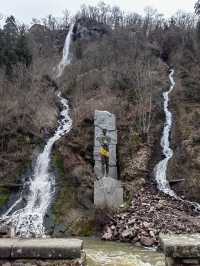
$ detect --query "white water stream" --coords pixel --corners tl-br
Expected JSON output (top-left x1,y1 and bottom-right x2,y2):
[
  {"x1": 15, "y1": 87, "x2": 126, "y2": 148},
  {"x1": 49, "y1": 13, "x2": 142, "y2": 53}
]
[
  {"x1": 0, "y1": 23, "x2": 74, "y2": 237},
  {"x1": 0, "y1": 94, "x2": 72, "y2": 237},
  {"x1": 154, "y1": 69, "x2": 200, "y2": 211},
  {"x1": 56, "y1": 23, "x2": 74, "y2": 78},
  {"x1": 154, "y1": 69, "x2": 176, "y2": 197}
]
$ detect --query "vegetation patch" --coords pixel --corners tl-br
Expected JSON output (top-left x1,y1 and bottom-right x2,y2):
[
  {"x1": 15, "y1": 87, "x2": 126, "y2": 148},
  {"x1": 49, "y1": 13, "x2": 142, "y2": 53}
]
[
  {"x1": 69, "y1": 217, "x2": 95, "y2": 236},
  {"x1": 53, "y1": 151, "x2": 65, "y2": 177},
  {"x1": 0, "y1": 188, "x2": 10, "y2": 207}
]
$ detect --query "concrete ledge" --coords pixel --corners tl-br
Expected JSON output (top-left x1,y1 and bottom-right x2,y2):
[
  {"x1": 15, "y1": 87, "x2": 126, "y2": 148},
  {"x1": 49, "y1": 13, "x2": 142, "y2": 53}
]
[
  {"x1": 159, "y1": 234, "x2": 200, "y2": 258},
  {"x1": 0, "y1": 238, "x2": 83, "y2": 260}
]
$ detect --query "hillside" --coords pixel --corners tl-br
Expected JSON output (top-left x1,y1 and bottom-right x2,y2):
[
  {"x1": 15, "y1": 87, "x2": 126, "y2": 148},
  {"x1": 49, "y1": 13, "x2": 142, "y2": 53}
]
[{"x1": 0, "y1": 3, "x2": 200, "y2": 242}]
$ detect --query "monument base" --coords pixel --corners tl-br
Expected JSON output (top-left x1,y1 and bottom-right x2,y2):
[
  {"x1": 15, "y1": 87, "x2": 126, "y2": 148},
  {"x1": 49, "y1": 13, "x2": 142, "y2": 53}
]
[{"x1": 94, "y1": 177, "x2": 123, "y2": 209}]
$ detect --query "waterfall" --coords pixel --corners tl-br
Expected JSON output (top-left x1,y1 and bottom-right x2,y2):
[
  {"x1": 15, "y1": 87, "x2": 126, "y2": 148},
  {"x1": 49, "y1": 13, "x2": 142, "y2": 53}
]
[
  {"x1": 56, "y1": 23, "x2": 74, "y2": 78},
  {"x1": 0, "y1": 24, "x2": 74, "y2": 237},
  {"x1": 153, "y1": 69, "x2": 176, "y2": 197},
  {"x1": 0, "y1": 93, "x2": 72, "y2": 237},
  {"x1": 154, "y1": 69, "x2": 200, "y2": 212}
]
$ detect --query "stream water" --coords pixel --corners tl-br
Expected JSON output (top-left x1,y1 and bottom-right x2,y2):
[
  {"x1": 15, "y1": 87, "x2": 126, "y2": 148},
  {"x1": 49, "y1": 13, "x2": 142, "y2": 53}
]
[
  {"x1": 56, "y1": 23, "x2": 74, "y2": 78},
  {"x1": 84, "y1": 239, "x2": 165, "y2": 266},
  {"x1": 154, "y1": 69, "x2": 200, "y2": 211},
  {"x1": 153, "y1": 69, "x2": 176, "y2": 197},
  {"x1": 0, "y1": 23, "x2": 74, "y2": 237},
  {"x1": 0, "y1": 93, "x2": 72, "y2": 237}
]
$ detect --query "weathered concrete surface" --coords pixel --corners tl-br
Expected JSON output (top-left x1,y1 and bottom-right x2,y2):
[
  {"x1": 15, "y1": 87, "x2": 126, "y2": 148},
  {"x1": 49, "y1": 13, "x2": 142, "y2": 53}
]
[
  {"x1": 94, "y1": 161, "x2": 118, "y2": 179},
  {"x1": 160, "y1": 234, "x2": 200, "y2": 266},
  {"x1": 94, "y1": 110, "x2": 116, "y2": 131},
  {"x1": 0, "y1": 238, "x2": 83, "y2": 260},
  {"x1": 94, "y1": 177, "x2": 123, "y2": 209},
  {"x1": 0, "y1": 239, "x2": 12, "y2": 259},
  {"x1": 95, "y1": 126, "x2": 117, "y2": 146},
  {"x1": 159, "y1": 234, "x2": 200, "y2": 258},
  {"x1": 0, "y1": 255, "x2": 86, "y2": 266}
]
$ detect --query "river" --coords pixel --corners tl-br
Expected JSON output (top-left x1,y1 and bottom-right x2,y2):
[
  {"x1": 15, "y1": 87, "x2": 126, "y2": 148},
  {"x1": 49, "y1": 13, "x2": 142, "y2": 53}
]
[{"x1": 84, "y1": 238, "x2": 165, "y2": 266}]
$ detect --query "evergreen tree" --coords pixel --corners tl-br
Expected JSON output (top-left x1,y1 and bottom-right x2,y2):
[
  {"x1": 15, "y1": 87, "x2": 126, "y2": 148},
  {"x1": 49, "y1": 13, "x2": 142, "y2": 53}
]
[
  {"x1": 3, "y1": 15, "x2": 18, "y2": 75},
  {"x1": 16, "y1": 25, "x2": 32, "y2": 67}
]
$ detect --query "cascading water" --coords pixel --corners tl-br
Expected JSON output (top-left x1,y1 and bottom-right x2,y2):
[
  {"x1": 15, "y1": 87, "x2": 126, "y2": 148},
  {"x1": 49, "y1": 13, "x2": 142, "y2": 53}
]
[
  {"x1": 154, "y1": 69, "x2": 176, "y2": 197},
  {"x1": 56, "y1": 23, "x2": 74, "y2": 78},
  {"x1": 0, "y1": 23, "x2": 74, "y2": 237},
  {"x1": 154, "y1": 69, "x2": 200, "y2": 211},
  {"x1": 0, "y1": 93, "x2": 72, "y2": 237}
]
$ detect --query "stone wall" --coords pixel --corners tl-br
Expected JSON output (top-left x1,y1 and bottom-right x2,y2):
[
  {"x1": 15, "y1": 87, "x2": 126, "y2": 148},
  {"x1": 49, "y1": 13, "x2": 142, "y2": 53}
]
[{"x1": 0, "y1": 238, "x2": 86, "y2": 266}]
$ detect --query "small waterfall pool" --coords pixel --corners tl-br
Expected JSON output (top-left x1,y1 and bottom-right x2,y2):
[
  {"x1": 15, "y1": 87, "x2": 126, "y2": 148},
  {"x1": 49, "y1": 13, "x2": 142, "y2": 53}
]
[{"x1": 84, "y1": 238, "x2": 165, "y2": 266}]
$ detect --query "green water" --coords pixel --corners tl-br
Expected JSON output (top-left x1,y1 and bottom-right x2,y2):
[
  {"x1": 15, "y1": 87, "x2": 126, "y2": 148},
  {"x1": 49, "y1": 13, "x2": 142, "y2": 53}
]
[{"x1": 83, "y1": 239, "x2": 165, "y2": 266}]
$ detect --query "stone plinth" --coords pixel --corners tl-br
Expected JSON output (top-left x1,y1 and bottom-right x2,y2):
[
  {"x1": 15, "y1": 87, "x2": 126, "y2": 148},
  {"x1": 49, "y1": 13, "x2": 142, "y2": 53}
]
[
  {"x1": 94, "y1": 177, "x2": 123, "y2": 209},
  {"x1": 159, "y1": 234, "x2": 200, "y2": 266}
]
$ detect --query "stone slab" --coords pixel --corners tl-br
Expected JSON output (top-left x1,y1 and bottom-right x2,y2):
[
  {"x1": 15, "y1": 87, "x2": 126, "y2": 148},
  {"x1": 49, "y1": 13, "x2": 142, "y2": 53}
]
[
  {"x1": 94, "y1": 160, "x2": 102, "y2": 178},
  {"x1": 95, "y1": 127, "x2": 117, "y2": 146},
  {"x1": 0, "y1": 238, "x2": 83, "y2": 260},
  {"x1": 159, "y1": 234, "x2": 200, "y2": 258},
  {"x1": 0, "y1": 239, "x2": 12, "y2": 259},
  {"x1": 108, "y1": 166, "x2": 118, "y2": 179},
  {"x1": 94, "y1": 161, "x2": 118, "y2": 179},
  {"x1": 94, "y1": 177, "x2": 123, "y2": 209},
  {"x1": 94, "y1": 110, "x2": 116, "y2": 131}
]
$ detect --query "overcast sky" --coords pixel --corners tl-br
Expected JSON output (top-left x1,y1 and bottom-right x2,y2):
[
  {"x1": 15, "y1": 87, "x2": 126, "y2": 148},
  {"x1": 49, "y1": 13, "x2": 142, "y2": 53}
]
[{"x1": 0, "y1": 0, "x2": 197, "y2": 24}]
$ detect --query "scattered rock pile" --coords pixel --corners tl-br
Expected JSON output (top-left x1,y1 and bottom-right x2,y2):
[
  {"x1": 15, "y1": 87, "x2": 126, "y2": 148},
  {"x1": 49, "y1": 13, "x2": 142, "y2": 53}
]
[{"x1": 102, "y1": 186, "x2": 200, "y2": 247}]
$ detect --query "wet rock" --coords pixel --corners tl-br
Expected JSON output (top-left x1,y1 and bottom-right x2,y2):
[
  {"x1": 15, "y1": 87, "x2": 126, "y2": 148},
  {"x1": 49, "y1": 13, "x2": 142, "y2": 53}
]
[
  {"x1": 121, "y1": 229, "x2": 134, "y2": 239},
  {"x1": 53, "y1": 224, "x2": 66, "y2": 237},
  {"x1": 102, "y1": 226, "x2": 112, "y2": 240},
  {"x1": 140, "y1": 236, "x2": 155, "y2": 247},
  {"x1": 77, "y1": 188, "x2": 93, "y2": 209}
]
